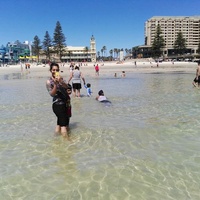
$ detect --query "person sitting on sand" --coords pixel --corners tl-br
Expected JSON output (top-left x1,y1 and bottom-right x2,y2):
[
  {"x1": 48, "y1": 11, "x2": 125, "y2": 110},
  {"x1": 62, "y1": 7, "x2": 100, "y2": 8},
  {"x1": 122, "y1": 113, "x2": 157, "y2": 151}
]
[{"x1": 96, "y1": 90, "x2": 111, "y2": 103}]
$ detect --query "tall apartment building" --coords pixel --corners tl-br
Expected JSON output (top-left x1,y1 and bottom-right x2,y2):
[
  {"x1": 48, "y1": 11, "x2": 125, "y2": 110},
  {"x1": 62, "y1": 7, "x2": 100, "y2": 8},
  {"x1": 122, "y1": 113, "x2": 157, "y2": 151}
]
[{"x1": 145, "y1": 16, "x2": 200, "y2": 56}]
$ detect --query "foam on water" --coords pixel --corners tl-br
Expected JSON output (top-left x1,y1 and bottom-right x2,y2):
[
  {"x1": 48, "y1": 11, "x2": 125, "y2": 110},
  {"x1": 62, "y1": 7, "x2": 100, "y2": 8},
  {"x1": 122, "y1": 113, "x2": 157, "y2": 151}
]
[{"x1": 0, "y1": 72, "x2": 200, "y2": 199}]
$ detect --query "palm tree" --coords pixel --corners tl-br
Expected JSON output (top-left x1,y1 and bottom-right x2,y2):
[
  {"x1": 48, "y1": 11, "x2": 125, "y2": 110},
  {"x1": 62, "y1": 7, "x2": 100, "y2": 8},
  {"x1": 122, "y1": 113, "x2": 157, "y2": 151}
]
[
  {"x1": 102, "y1": 46, "x2": 107, "y2": 57},
  {"x1": 109, "y1": 49, "x2": 113, "y2": 61},
  {"x1": 114, "y1": 48, "x2": 118, "y2": 59},
  {"x1": 101, "y1": 49, "x2": 104, "y2": 57},
  {"x1": 97, "y1": 51, "x2": 100, "y2": 60},
  {"x1": 125, "y1": 48, "x2": 128, "y2": 56}
]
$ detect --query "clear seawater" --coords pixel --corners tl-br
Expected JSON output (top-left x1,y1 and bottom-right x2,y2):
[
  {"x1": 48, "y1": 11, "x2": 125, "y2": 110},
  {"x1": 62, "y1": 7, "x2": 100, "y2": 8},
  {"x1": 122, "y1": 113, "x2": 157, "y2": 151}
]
[{"x1": 1, "y1": 70, "x2": 200, "y2": 200}]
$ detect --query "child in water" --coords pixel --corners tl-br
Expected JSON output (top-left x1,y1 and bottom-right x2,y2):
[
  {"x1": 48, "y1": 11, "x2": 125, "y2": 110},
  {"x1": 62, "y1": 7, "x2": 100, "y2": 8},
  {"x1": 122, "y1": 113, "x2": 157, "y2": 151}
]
[
  {"x1": 84, "y1": 83, "x2": 92, "y2": 97},
  {"x1": 96, "y1": 90, "x2": 111, "y2": 103}
]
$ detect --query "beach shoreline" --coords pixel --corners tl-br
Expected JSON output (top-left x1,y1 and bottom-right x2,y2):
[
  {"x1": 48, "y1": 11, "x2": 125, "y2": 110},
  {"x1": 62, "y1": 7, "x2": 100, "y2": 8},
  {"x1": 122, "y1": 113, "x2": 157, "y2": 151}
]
[{"x1": 0, "y1": 60, "x2": 198, "y2": 79}]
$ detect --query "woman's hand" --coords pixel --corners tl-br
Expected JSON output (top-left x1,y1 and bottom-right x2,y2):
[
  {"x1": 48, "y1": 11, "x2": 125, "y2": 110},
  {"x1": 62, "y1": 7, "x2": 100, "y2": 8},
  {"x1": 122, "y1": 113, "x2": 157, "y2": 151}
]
[{"x1": 58, "y1": 77, "x2": 68, "y2": 88}]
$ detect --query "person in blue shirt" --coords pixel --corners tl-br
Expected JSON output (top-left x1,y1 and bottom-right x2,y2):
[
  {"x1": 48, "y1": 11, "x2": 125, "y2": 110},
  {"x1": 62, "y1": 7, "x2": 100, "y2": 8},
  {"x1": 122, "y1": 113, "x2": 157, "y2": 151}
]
[{"x1": 84, "y1": 83, "x2": 92, "y2": 97}]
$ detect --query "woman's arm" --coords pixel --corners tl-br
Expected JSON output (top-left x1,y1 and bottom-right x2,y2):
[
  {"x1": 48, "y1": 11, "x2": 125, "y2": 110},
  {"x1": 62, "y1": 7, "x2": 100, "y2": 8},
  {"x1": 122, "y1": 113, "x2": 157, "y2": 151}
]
[
  {"x1": 67, "y1": 72, "x2": 73, "y2": 83},
  {"x1": 46, "y1": 80, "x2": 57, "y2": 97},
  {"x1": 80, "y1": 72, "x2": 86, "y2": 85}
]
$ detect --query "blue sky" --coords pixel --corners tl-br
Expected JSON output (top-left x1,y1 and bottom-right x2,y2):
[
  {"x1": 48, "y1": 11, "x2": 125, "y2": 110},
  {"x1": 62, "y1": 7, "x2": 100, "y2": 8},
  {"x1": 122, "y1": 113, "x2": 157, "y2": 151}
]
[{"x1": 0, "y1": 0, "x2": 200, "y2": 52}]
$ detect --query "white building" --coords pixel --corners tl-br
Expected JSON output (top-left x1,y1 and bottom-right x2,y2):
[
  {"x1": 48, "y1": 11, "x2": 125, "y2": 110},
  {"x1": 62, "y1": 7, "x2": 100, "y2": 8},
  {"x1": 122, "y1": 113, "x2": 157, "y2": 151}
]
[{"x1": 60, "y1": 35, "x2": 96, "y2": 62}]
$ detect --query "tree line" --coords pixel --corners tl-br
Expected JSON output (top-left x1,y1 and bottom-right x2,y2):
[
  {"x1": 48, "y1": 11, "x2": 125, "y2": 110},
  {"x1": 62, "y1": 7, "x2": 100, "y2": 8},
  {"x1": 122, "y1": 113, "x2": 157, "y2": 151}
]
[
  {"x1": 32, "y1": 21, "x2": 66, "y2": 62},
  {"x1": 97, "y1": 46, "x2": 132, "y2": 61}
]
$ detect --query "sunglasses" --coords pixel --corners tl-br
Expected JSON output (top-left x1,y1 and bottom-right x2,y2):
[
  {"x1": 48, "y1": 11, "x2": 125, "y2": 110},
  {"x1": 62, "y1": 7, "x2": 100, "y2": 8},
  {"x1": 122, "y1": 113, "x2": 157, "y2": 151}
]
[{"x1": 52, "y1": 69, "x2": 59, "y2": 72}]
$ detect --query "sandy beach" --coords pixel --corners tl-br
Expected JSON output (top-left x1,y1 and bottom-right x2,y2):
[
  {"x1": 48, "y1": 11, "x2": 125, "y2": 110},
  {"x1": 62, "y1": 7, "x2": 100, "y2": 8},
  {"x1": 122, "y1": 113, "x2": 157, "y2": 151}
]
[{"x1": 0, "y1": 60, "x2": 198, "y2": 79}]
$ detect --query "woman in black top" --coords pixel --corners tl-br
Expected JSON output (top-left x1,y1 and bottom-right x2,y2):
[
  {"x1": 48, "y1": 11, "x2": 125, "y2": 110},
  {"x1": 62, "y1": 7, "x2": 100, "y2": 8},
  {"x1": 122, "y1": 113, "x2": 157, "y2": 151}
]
[{"x1": 46, "y1": 62, "x2": 70, "y2": 140}]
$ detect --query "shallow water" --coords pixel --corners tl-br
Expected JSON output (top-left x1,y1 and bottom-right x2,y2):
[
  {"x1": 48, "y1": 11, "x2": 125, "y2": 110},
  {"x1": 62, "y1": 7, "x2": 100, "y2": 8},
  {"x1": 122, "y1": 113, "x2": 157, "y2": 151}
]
[{"x1": 1, "y1": 71, "x2": 200, "y2": 199}]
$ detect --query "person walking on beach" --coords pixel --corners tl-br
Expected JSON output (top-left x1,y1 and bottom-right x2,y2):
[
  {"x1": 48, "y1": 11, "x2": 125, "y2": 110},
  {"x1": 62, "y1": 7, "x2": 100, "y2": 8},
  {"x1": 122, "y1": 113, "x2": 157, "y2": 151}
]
[
  {"x1": 193, "y1": 61, "x2": 200, "y2": 87},
  {"x1": 69, "y1": 62, "x2": 74, "y2": 72},
  {"x1": 67, "y1": 66, "x2": 86, "y2": 97},
  {"x1": 95, "y1": 64, "x2": 99, "y2": 76},
  {"x1": 46, "y1": 62, "x2": 70, "y2": 140}
]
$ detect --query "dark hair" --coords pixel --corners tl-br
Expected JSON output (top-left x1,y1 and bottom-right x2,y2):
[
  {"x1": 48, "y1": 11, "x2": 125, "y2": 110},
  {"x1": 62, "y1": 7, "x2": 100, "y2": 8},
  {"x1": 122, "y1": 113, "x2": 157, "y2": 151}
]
[
  {"x1": 75, "y1": 66, "x2": 79, "y2": 70},
  {"x1": 98, "y1": 90, "x2": 104, "y2": 95},
  {"x1": 87, "y1": 83, "x2": 91, "y2": 87},
  {"x1": 50, "y1": 62, "x2": 59, "y2": 71}
]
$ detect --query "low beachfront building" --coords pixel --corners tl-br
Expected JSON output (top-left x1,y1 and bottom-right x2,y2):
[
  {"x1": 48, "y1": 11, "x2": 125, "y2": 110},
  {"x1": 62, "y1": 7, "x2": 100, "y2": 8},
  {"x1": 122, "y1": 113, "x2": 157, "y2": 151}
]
[
  {"x1": 0, "y1": 41, "x2": 33, "y2": 64},
  {"x1": 41, "y1": 35, "x2": 96, "y2": 63},
  {"x1": 62, "y1": 35, "x2": 96, "y2": 63}
]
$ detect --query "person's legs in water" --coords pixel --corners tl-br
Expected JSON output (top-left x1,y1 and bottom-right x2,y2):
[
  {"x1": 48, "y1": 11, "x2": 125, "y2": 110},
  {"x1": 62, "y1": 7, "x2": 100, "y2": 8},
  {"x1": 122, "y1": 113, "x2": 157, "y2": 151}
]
[
  {"x1": 55, "y1": 125, "x2": 61, "y2": 134},
  {"x1": 77, "y1": 89, "x2": 81, "y2": 97},
  {"x1": 53, "y1": 104, "x2": 70, "y2": 140},
  {"x1": 60, "y1": 126, "x2": 69, "y2": 140}
]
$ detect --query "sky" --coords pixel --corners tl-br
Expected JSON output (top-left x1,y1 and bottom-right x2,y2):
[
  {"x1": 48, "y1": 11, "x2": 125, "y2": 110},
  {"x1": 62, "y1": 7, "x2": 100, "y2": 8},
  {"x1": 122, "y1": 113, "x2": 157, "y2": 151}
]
[{"x1": 0, "y1": 0, "x2": 200, "y2": 53}]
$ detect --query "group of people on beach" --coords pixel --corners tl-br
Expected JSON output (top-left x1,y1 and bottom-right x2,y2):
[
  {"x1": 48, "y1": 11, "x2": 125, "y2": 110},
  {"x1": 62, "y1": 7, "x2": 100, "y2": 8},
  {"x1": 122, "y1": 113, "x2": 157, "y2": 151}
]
[{"x1": 46, "y1": 62, "x2": 110, "y2": 140}]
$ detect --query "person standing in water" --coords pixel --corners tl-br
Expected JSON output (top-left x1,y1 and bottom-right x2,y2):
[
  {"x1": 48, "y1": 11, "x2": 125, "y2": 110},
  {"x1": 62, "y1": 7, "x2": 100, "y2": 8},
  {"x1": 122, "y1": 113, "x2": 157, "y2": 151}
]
[
  {"x1": 67, "y1": 66, "x2": 86, "y2": 97},
  {"x1": 95, "y1": 64, "x2": 99, "y2": 76},
  {"x1": 84, "y1": 83, "x2": 92, "y2": 97},
  {"x1": 46, "y1": 62, "x2": 70, "y2": 140}
]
